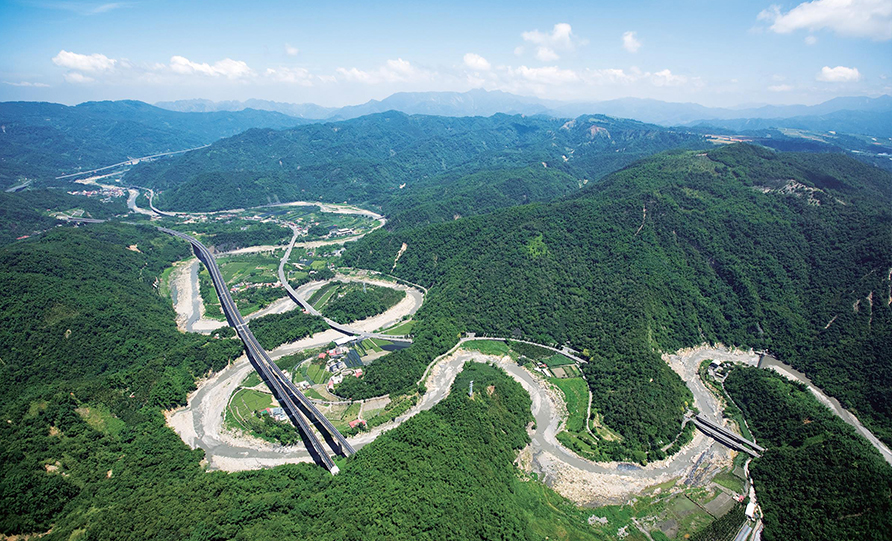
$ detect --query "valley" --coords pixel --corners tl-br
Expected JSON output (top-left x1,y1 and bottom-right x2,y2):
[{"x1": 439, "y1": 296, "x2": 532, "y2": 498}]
[{"x1": 1, "y1": 99, "x2": 890, "y2": 541}]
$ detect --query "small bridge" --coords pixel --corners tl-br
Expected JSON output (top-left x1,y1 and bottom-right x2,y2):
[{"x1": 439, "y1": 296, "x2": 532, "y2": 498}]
[{"x1": 693, "y1": 415, "x2": 764, "y2": 457}]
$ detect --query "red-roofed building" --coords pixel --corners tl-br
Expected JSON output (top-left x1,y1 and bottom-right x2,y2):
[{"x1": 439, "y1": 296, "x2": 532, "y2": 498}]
[{"x1": 349, "y1": 419, "x2": 367, "y2": 429}]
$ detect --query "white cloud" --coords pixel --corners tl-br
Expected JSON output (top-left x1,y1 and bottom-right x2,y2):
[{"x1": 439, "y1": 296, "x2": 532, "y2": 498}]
[
  {"x1": 513, "y1": 46, "x2": 524, "y2": 56},
  {"x1": 169, "y1": 56, "x2": 254, "y2": 79},
  {"x1": 578, "y1": 67, "x2": 693, "y2": 87},
  {"x1": 3, "y1": 81, "x2": 50, "y2": 87},
  {"x1": 805, "y1": 34, "x2": 818, "y2": 44},
  {"x1": 622, "y1": 31, "x2": 642, "y2": 53},
  {"x1": 265, "y1": 67, "x2": 314, "y2": 86},
  {"x1": 336, "y1": 58, "x2": 433, "y2": 84},
  {"x1": 512, "y1": 65, "x2": 579, "y2": 85},
  {"x1": 768, "y1": 84, "x2": 794, "y2": 91},
  {"x1": 816, "y1": 65, "x2": 861, "y2": 81},
  {"x1": 52, "y1": 50, "x2": 116, "y2": 72},
  {"x1": 521, "y1": 23, "x2": 582, "y2": 61},
  {"x1": 463, "y1": 53, "x2": 491, "y2": 71},
  {"x1": 285, "y1": 44, "x2": 299, "y2": 56},
  {"x1": 535, "y1": 47, "x2": 559, "y2": 61},
  {"x1": 758, "y1": 0, "x2": 892, "y2": 41},
  {"x1": 583, "y1": 68, "x2": 638, "y2": 85},
  {"x1": 651, "y1": 69, "x2": 687, "y2": 86},
  {"x1": 336, "y1": 67, "x2": 374, "y2": 83},
  {"x1": 63, "y1": 72, "x2": 95, "y2": 83}
]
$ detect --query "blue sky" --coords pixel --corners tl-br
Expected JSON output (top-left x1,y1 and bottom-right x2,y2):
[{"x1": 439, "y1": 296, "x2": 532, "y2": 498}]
[{"x1": 1, "y1": 0, "x2": 889, "y2": 107}]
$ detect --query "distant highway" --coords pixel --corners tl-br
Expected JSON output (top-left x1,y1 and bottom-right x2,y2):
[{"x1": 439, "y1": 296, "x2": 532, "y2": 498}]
[
  {"x1": 55, "y1": 145, "x2": 210, "y2": 180},
  {"x1": 159, "y1": 226, "x2": 353, "y2": 473}
]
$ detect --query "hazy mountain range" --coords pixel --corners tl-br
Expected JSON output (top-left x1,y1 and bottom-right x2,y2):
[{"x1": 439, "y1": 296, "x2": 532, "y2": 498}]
[{"x1": 156, "y1": 89, "x2": 892, "y2": 134}]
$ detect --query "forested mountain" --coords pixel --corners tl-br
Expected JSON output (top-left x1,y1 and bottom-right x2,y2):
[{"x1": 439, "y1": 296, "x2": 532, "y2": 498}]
[
  {"x1": 341, "y1": 144, "x2": 892, "y2": 458},
  {"x1": 0, "y1": 224, "x2": 242, "y2": 408},
  {"x1": 129, "y1": 111, "x2": 705, "y2": 221},
  {"x1": 0, "y1": 100, "x2": 307, "y2": 188},
  {"x1": 0, "y1": 225, "x2": 592, "y2": 539},
  {"x1": 725, "y1": 367, "x2": 892, "y2": 540},
  {"x1": 0, "y1": 189, "x2": 128, "y2": 246}
]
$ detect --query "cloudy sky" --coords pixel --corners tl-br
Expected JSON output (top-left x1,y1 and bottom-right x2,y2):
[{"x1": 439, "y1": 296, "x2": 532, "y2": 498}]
[{"x1": 1, "y1": 0, "x2": 890, "y2": 107}]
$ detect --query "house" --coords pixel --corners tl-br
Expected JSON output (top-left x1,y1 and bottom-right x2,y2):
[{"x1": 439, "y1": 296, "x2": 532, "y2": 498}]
[
  {"x1": 328, "y1": 361, "x2": 346, "y2": 373},
  {"x1": 354, "y1": 369, "x2": 363, "y2": 378},
  {"x1": 349, "y1": 419, "x2": 367, "y2": 429},
  {"x1": 262, "y1": 407, "x2": 288, "y2": 422}
]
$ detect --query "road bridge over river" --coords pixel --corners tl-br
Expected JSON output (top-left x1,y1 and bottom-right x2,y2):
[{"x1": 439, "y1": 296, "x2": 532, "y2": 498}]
[
  {"x1": 159, "y1": 227, "x2": 354, "y2": 474},
  {"x1": 277, "y1": 226, "x2": 413, "y2": 344}
]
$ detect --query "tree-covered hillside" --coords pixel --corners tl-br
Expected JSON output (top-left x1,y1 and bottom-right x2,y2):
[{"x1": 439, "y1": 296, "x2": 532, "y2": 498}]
[
  {"x1": 725, "y1": 367, "x2": 892, "y2": 540},
  {"x1": 0, "y1": 224, "x2": 243, "y2": 410},
  {"x1": 0, "y1": 100, "x2": 306, "y2": 188},
  {"x1": 0, "y1": 189, "x2": 128, "y2": 246},
  {"x1": 341, "y1": 144, "x2": 892, "y2": 457},
  {"x1": 128, "y1": 111, "x2": 705, "y2": 221}
]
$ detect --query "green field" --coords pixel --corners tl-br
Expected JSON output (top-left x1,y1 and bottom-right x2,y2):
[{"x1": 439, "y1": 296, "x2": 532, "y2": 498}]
[
  {"x1": 308, "y1": 283, "x2": 338, "y2": 309},
  {"x1": 380, "y1": 319, "x2": 414, "y2": 335},
  {"x1": 241, "y1": 371, "x2": 262, "y2": 388},
  {"x1": 543, "y1": 353, "x2": 575, "y2": 367},
  {"x1": 462, "y1": 339, "x2": 511, "y2": 357},
  {"x1": 218, "y1": 253, "x2": 281, "y2": 284},
  {"x1": 158, "y1": 264, "x2": 176, "y2": 299},
  {"x1": 304, "y1": 362, "x2": 331, "y2": 384},
  {"x1": 198, "y1": 267, "x2": 226, "y2": 320},
  {"x1": 226, "y1": 388, "x2": 274, "y2": 430},
  {"x1": 712, "y1": 470, "x2": 746, "y2": 494},
  {"x1": 549, "y1": 377, "x2": 589, "y2": 433},
  {"x1": 362, "y1": 339, "x2": 383, "y2": 353}
]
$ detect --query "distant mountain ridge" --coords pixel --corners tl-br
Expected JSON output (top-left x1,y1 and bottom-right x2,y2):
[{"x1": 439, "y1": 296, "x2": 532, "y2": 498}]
[
  {"x1": 126, "y1": 110, "x2": 705, "y2": 217},
  {"x1": 155, "y1": 90, "x2": 892, "y2": 130},
  {"x1": 0, "y1": 100, "x2": 309, "y2": 187}
]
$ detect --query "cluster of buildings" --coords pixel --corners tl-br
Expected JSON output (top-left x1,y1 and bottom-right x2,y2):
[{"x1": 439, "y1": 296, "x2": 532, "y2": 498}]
[
  {"x1": 327, "y1": 227, "x2": 356, "y2": 238},
  {"x1": 67, "y1": 186, "x2": 126, "y2": 201},
  {"x1": 316, "y1": 343, "x2": 366, "y2": 392},
  {"x1": 228, "y1": 281, "x2": 283, "y2": 294},
  {"x1": 327, "y1": 369, "x2": 364, "y2": 392}
]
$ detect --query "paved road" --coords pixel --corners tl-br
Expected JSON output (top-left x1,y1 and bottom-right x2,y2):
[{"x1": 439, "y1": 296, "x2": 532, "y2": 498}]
[
  {"x1": 760, "y1": 355, "x2": 892, "y2": 465},
  {"x1": 160, "y1": 227, "x2": 353, "y2": 473},
  {"x1": 278, "y1": 225, "x2": 415, "y2": 342},
  {"x1": 55, "y1": 144, "x2": 210, "y2": 180}
]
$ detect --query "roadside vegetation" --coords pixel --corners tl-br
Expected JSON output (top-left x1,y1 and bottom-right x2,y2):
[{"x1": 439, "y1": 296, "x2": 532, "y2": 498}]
[{"x1": 724, "y1": 366, "x2": 892, "y2": 540}]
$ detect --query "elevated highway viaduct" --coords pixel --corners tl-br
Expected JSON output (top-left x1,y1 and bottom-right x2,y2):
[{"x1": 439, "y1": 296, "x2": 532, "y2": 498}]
[{"x1": 158, "y1": 227, "x2": 354, "y2": 473}]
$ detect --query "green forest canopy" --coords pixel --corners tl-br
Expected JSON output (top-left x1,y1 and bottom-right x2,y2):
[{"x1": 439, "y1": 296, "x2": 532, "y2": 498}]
[{"x1": 341, "y1": 144, "x2": 892, "y2": 459}]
